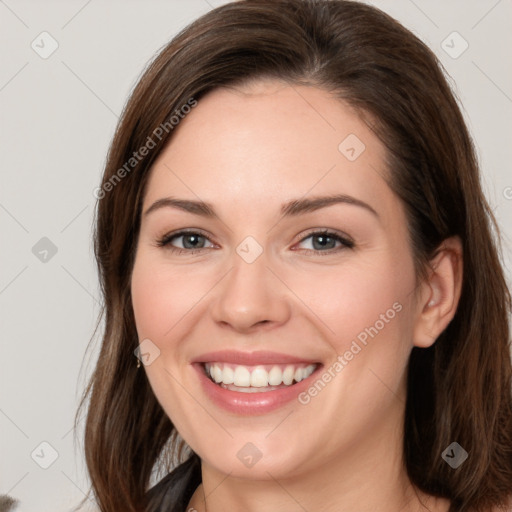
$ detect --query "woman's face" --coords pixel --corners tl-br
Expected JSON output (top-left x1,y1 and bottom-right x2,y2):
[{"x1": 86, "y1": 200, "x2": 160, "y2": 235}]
[{"x1": 131, "y1": 79, "x2": 422, "y2": 480}]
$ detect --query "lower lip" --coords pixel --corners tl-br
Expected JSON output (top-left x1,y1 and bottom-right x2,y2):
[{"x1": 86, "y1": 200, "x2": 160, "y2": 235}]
[{"x1": 193, "y1": 363, "x2": 322, "y2": 415}]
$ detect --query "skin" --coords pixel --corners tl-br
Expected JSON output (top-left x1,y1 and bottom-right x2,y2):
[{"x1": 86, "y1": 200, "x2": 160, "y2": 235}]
[{"x1": 131, "y1": 79, "x2": 462, "y2": 512}]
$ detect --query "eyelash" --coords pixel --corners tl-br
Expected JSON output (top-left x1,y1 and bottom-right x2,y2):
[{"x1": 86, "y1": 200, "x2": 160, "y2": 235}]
[{"x1": 155, "y1": 229, "x2": 355, "y2": 256}]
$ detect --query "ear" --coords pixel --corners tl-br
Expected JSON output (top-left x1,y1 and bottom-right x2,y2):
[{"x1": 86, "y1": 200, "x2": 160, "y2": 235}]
[{"x1": 413, "y1": 236, "x2": 463, "y2": 348}]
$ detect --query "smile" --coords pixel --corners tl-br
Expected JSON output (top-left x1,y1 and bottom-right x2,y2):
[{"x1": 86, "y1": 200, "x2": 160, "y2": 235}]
[
  {"x1": 191, "y1": 351, "x2": 323, "y2": 414},
  {"x1": 203, "y1": 362, "x2": 318, "y2": 393}
]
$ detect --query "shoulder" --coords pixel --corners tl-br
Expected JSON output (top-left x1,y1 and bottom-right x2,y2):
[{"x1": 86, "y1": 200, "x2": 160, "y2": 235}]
[
  {"x1": 421, "y1": 493, "x2": 512, "y2": 512},
  {"x1": 502, "y1": 495, "x2": 512, "y2": 511},
  {"x1": 489, "y1": 495, "x2": 512, "y2": 512}
]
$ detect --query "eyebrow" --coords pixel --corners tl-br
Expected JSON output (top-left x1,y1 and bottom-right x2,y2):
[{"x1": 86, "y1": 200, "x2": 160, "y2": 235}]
[{"x1": 143, "y1": 194, "x2": 379, "y2": 219}]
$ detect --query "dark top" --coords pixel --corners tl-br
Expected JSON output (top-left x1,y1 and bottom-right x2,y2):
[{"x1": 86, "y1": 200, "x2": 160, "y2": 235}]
[{"x1": 145, "y1": 455, "x2": 202, "y2": 512}]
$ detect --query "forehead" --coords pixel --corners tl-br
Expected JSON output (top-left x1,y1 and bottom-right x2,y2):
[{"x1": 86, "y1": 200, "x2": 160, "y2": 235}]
[{"x1": 143, "y1": 79, "x2": 396, "y2": 222}]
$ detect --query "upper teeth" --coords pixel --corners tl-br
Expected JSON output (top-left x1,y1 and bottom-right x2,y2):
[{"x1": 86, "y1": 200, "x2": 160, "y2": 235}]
[{"x1": 204, "y1": 362, "x2": 316, "y2": 387}]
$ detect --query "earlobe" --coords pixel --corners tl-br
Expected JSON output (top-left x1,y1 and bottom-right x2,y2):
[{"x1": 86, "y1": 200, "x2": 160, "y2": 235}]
[{"x1": 413, "y1": 237, "x2": 463, "y2": 348}]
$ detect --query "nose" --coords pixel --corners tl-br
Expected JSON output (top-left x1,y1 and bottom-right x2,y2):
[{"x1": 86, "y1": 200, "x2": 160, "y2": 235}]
[{"x1": 210, "y1": 247, "x2": 291, "y2": 334}]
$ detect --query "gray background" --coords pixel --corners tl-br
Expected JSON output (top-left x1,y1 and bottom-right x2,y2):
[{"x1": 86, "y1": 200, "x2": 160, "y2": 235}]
[{"x1": 1, "y1": 1, "x2": 511, "y2": 510}]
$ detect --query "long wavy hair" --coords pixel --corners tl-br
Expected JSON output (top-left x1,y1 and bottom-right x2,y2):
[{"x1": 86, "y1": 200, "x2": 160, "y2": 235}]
[{"x1": 74, "y1": 1, "x2": 512, "y2": 511}]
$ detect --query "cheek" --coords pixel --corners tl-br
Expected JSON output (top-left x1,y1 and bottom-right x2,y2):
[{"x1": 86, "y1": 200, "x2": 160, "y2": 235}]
[
  {"x1": 284, "y1": 250, "x2": 417, "y2": 426},
  {"x1": 130, "y1": 255, "x2": 206, "y2": 430},
  {"x1": 285, "y1": 252, "x2": 415, "y2": 354},
  {"x1": 285, "y1": 255, "x2": 415, "y2": 445},
  {"x1": 131, "y1": 256, "x2": 208, "y2": 340},
  {"x1": 131, "y1": 267, "x2": 165, "y2": 340}
]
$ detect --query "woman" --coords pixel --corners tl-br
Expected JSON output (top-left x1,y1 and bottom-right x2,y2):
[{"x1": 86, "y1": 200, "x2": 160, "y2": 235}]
[{"x1": 76, "y1": 1, "x2": 512, "y2": 511}]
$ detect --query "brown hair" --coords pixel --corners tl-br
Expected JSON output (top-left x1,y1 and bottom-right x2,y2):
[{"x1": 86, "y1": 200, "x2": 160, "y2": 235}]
[{"x1": 74, "y1": 1, "x2": 512, "y2": 511}]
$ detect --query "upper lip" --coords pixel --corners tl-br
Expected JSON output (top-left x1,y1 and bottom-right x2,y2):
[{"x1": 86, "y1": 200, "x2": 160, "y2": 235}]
[{"x1": 191, "y1": 350, "x2": 319, "y2": 366}]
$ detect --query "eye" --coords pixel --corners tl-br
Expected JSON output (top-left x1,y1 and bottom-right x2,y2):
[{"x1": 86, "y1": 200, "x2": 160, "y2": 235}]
[
  {"x1": 294, "y1": 229, "x2": 354, "y2": 255},
  {"x1": 156, "y1": 228, "x2": 354, "y2": 256},
  {"x1": 156, "y1": 230, "x2": 215, "y2": 254}
]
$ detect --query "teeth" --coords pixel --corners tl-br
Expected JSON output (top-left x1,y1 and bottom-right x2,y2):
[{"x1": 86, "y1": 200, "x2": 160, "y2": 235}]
[
  {"x1": 250, "y1": 367, "x2": 269, "y2": 387},
  {"x1": 222, "y1": 366, "x2": 234, "y2": 384},
  {"x1": 268, "y1": 366, "x2": 282, "y2": 386},
  {"x1": 212, "y1": 365, "x2": 223, "y2": 383},
  {"x1": 282, "y1": 365, "x2": 295, "y2": 385},
  {"x1": 204, "y1": 362, "x2": 317, "y2": 388},
  {"x1": 233, "y1": 366, "x2": 251, "y2": 387}
]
